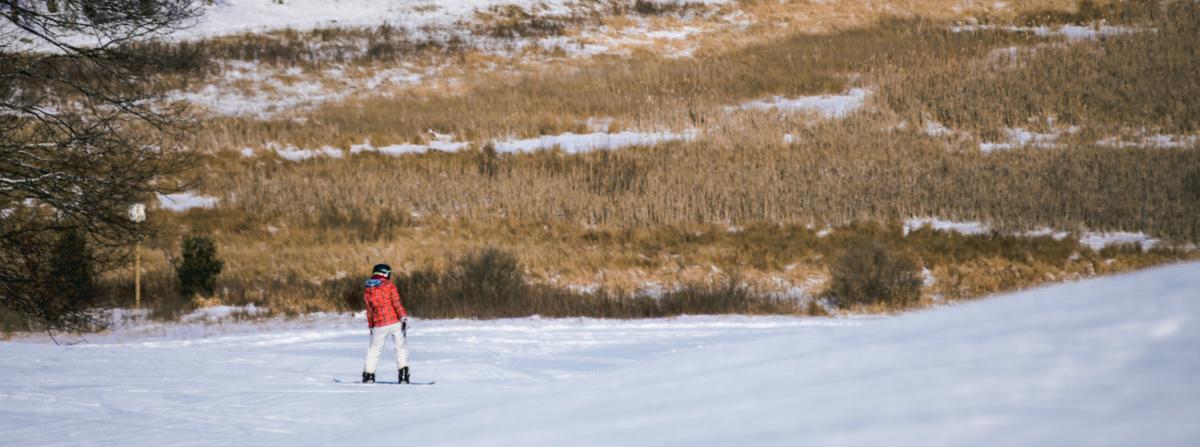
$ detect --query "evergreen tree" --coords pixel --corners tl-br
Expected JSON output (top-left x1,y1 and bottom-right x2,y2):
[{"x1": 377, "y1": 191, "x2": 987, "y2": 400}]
[
  {"x1": 51, "y1": 229, "x2": 98, "y2": 306},
  {"x1": 176, "y1": 234, "x2": 224, "y2": 298}
]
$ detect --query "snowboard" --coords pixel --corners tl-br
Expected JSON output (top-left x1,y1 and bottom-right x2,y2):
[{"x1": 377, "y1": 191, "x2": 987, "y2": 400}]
[{"x1": 333, "y1": 378, "x2": 436, "y2": 385}]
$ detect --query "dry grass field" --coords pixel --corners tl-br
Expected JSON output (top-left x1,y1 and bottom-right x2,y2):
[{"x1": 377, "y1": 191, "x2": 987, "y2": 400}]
[{"x1": 51, "y1": 0, "x2": 1200, "y2": 322}]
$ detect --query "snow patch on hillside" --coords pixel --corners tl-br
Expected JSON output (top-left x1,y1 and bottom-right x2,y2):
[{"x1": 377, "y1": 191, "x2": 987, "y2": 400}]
[
  {"x1": 1022, "y1": 227, "x2": 1072, "y2": 240},
  {"x1": 180, "y1": 304, "x2": 269, "y2": 323},
  {"x1": 1079, "y1": 232, "x2": 1160, "y2": 252},
  {"x1": 903, "y1": 218, "x2": 990, "y2": 236},
  {"x1": 903, "y1": 218, "x2": 1167, "y2": 252},
  {"x1": 493, "y1": 129, "x2": 699, "y2": 153},
  {"x1": 156, "y1": 192, "x2": 219, "y2": 212},
  {"x1": 922, "y1": 120, "x2": 957, "y2": 137},
  {"x1": 730, "y1": 89, "x2": 869, "y2": 119},
  {"x1": 177, "y1": 0, "x2": 735, "y2": 56},
  {"x1": 950, "y1": 24, "x2": 1142, "y2": 40},
  {"x1": 249, "y1": 127, "x2": 695, "y2": 160},
  {"x1": 1098, "y1": 133, "x2": 1200, "y2": 149},
  {"x1": 979, "y1": 126, "x2": 1078, "y2": 152},
  {"x1": 553, "y1": 23, "x2": 710, "y2": 58},
  {"x1": 188, "y1": 0, "x2": 570, "y2": 39},
  {"x1": 173, "y1": 81, "x2": 341, "y2": 117},
  {"x1": 350, "y1": 134, "x2": 471, "y2": 156},
  {"x1": 170, "y1": 61, "x2": 430, "y2": 118},
  {"x1": 141, "y1": 2, "x2": 742, "y2": 117},
  {"x1": 271, "y1": 143, "x2": 344, "y2": 161}
]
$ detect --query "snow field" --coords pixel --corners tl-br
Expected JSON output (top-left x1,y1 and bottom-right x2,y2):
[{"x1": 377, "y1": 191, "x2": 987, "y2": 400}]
[
  {"x1": 413, "y1": 261, "x2": 1199, "y2": 446},
  {"x1": 186, "y1": 0, "x2": 732, "y2": 41},
  {"x1": 0, "y1": 315, "x2": 851, "y2": 445},
  {"x1": 2, "y1": 262, "x2": 1197, "y2": 445}
]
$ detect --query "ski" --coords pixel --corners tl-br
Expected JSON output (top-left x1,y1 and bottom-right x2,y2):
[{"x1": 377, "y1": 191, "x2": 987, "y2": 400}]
[{"x1": 333, "y1": 378, "x2": 436, "y2": 385}]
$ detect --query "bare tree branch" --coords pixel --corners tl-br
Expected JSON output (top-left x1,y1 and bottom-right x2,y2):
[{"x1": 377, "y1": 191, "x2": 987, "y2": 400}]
[{"x1": 2, "y1": 0, "x2": 203, "y2": 330}]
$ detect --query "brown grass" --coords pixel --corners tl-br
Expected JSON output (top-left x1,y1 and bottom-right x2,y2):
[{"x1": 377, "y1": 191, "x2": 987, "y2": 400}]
[
  {"x1": 883, "y1": 1, "x2": 1200, "y2": 136},
  {"x1": 179, "y1": 16, "x2": 1042, "y2": 152},
  {"x1": 200, "y1": 118, "x2": 1200, "y2": 241},
  {"x1": 18, "y1": 1, "x2": 1195, "y2": 327},
  {"x1": 94, "y1": 212, "x2": 1195, "y2": 323},
  {"x1": 1014, "y1": 0, "x2": 1167, "y2": 25}
]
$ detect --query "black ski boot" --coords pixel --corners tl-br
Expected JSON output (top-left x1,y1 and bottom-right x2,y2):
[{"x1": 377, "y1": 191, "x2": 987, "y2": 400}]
[
  {"x1": 362, "y1": 372, "x2": 375, "y2": 384},
  {"x1": 399, "y1": 367, "x2": 410, "y2": 384}
]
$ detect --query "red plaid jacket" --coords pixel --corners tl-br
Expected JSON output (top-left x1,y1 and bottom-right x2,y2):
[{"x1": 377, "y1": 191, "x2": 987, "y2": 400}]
[{"x1": 364, "y1": 274, "x2": 407, "y2": 328}]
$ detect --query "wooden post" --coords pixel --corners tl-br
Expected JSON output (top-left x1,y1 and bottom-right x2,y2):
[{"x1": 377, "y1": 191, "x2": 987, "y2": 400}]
[
  {"x1": 135, "y1": 241, "x2": 141, "y2": 308},
  {"x1": 129, "y1": 203, "x2": 146, "y2": 309}
]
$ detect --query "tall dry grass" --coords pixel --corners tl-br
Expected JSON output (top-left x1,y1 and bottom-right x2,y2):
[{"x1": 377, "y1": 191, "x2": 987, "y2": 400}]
[
  {"x1": 183, "y1": 16, "x2": 1040, "y2": 149},
  {"x1": 882, "y1": 1, "x2": 1200, "y2": 136},
  {"x1": 56, "y1": 1, "x2": 1200, "y2": 323},
  {"x1": 203, "y1": 118, "x2": 1199, "y2": 241}
]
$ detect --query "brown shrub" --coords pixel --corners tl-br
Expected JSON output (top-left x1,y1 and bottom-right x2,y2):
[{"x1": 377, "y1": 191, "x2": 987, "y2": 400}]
[{"x1": 827, "y1": 239, "x2": 922, "y2": 309}]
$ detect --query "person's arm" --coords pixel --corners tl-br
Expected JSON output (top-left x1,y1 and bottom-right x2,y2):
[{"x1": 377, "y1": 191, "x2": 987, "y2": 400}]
[{"x1": 363, "y1": 289, "x2": 375, "y2": 326}]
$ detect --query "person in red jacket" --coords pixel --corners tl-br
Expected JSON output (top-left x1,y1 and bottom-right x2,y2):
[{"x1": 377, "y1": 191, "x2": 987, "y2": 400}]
[{"x1": 362, "y1": 263, "x2": 410, "y2": 384}]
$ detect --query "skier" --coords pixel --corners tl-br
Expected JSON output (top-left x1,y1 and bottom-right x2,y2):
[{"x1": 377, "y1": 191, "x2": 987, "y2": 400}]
[{"x1": 362, "y1": 263, "x2": 410, "y2": 384}]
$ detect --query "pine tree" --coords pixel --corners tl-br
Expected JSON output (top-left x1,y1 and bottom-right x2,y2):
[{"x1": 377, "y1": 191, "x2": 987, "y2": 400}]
[
  {"x1": 176, "y1": 234, "x2": 224, "y2": 298},
  {"x1": 51, "y1": 229, "x2": 98, "y2": 306}
]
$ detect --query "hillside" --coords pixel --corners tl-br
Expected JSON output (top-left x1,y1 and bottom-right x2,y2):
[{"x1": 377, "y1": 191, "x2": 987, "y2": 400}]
[{"x1": 3, "y1": 1, "x2": 1198, "y2": 325}]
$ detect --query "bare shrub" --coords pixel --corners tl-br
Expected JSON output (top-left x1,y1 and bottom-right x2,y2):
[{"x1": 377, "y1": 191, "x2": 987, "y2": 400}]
[
  {"x1": 657, "y1": 276, "x2": 801, "y2": 315},
  {"x1": 387, "y1": 247, "x2": 805, "y2": 319},
  {"x1": 828, "y1": 239, "x2": 922, "y2": 310},
  {"x1": 446, "y1": 248, "x2": 530, "y2": 317}
]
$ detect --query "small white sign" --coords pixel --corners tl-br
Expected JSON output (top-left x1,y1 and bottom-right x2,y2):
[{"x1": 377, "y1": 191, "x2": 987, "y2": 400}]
[{"x1": 129, "y1": 203, "x2": 146, "y2": 223}]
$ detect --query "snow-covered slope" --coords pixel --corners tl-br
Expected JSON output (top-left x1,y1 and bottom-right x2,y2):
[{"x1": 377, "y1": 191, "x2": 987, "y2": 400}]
[
  {"x1": 188, "y1": 0, "x2": 729, "y2": 39},
  {"x1": 5, "y1": 0, "x2": 732, "y2": 53},
  {"x1": 1, "y1": 262, "x2": 1197, "y2": 446},
  {"x1": 188, "y1": 0, "x2": 568, "y2": 38},
  {"x1": 403, "y1": 262, "x2": 1200, "y2": 446}
]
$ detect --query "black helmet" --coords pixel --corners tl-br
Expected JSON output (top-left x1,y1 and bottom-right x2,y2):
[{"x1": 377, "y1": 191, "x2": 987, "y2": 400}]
[{"x1": 372, "y1": 264, "x2": 392, "y2": 278}]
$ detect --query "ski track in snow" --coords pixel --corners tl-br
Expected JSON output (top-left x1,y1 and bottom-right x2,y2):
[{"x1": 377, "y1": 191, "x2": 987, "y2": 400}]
[{"x1": 3, "y1": 263, "x2": 1200, "y2": 445}]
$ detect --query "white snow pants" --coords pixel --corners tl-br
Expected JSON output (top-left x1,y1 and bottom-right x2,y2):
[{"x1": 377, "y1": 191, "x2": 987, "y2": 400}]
[{"x1": 363, "y1": 321, "x2": 409, "y2": 374}]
